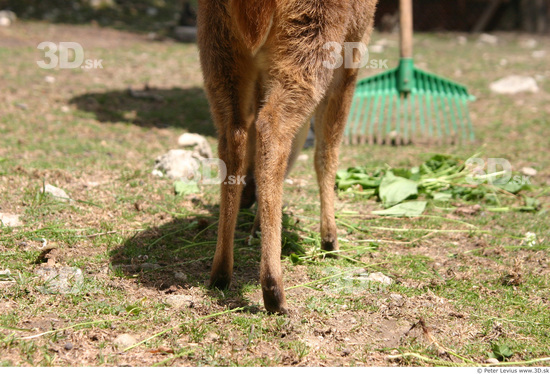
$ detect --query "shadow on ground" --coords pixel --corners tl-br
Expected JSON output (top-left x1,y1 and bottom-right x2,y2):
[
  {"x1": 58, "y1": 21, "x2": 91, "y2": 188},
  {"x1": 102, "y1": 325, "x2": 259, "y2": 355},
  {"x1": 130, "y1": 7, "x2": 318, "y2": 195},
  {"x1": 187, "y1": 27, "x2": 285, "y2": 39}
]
[
  {"x1": 109, "y1": 206, "x2": 305, "y2": 310},
  {"x1": 70, "y1": 87, "x2": 216, "y2": 137}
]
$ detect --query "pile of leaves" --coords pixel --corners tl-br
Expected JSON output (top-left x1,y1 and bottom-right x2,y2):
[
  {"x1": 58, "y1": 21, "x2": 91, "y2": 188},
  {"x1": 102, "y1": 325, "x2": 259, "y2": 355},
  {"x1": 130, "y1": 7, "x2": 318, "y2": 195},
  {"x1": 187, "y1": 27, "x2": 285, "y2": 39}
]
[{"x1": 336, "y1": 154, "x2": 540, "y2": 217}]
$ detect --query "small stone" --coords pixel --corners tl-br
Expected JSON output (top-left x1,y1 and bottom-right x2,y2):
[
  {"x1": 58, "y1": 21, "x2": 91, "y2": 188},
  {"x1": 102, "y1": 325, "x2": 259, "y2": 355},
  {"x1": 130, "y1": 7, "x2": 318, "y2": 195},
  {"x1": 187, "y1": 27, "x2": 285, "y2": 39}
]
[
  {"x1": 490, "y1": 76, "x2": 539, "y2": 95},
  {"x1": 153, "y1": 149, "x2": 202, "y2": 180},
  {"x1": 0, "y1": 269, "x2": 15, "y2": 283},
  {"x1": 0, "y1": 10, "x2": 16, "y2": 27},
  {"x1": 532, "y1": 50, "x2": 546, "y2": 59},
  {"x1": 35, "y1": 266, "x2": 84, "y2": 294},
  {"x1": 369, "y1": 44, "x2": 384, "y2": 53},
  {"x1": 520, "y1": 39, "x2": 537, "y2": 49},
  {"x1": 366, "y1": 272, "x2": 393, "y2": 285},
  {"x1": 151, "y1": 169, "x2": 164, "y2": 177},
  {"x1": 0, "y1": 213, "x2": 22, "y2": 227},
  {"x1": 43, "y1": 184, "x2": 71, "y2": 201},
  {"x1": 89, "y1": 0, "x2": 115, "y2": 9},
  {"x1": 64, "y1": 342, "x2": 74, "y2": 350},
  {"x1": 140, "y1": 263, "x2": 161, "y2": 271},
  {"x1": 478, "y1": 33, "x2": 498, "y2": 45},
  {"x1": 297, "y1": 154, "x2": 309, "y2": 162},
  {"x1": 390, "y1": 293, "x2": 404, "y2": 303},
  {"x1": 457, "y1": 36, "x2": 467, "y2": 45},
  {"x1": 486, "y1": 358, "x2": 500, "y2": 365},
  {"x1": 165, "y1": 294, "x2": 194, "y2": 308},
  {"x1": 177, "y1": 133, "x2": 212, "y2": 158},
  {"x1": 45, "y1": 76, "x2": 56, "y2": 84},
  {"x1": 520, "y1": 167, "x2": 537, "y2": 177},
  {"x1": 206, "y1": 332, "x2": 219, "y2": 342},
  {"x1": 174, "y1": 272, "x2": 187, "y2": 281},
  {"x1": 284, "y1": 178, "x2": 294, "y2": 185},
  {"x1": 113, "y1": 334, "x2": 137, "y2": 349}
]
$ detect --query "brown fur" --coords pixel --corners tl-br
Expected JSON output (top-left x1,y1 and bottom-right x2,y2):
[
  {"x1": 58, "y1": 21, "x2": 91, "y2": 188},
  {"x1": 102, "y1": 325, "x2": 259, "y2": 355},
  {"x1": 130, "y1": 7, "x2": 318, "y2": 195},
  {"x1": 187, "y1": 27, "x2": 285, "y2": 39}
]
[{"x1": 197, "y1": 0, "x2": 378, "y2": 314}]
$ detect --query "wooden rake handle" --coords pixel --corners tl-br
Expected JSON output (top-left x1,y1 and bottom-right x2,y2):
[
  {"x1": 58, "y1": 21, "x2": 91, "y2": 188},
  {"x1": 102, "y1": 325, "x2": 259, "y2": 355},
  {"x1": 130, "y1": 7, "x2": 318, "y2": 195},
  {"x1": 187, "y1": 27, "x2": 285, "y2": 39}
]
[{"x1": 400, "y1": 0, "x2": 413, "y2": 59}]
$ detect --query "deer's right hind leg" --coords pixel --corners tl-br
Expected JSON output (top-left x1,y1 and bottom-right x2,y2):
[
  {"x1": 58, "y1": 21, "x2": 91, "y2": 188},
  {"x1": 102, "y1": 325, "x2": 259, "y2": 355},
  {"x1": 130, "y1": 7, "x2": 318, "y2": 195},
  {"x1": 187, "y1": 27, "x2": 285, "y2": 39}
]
[{"x1": 198, "y1": 16, "x2": 256, "y2": 290}]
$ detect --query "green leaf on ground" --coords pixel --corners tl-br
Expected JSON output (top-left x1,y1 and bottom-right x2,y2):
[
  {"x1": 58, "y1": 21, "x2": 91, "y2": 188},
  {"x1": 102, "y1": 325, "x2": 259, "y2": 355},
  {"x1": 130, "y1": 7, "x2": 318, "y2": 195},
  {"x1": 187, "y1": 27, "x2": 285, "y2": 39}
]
[
  {"x1": 489, "y1": 343, "x2": 514, "y2": 361},
  {"x1": 174, "y1": 181, "x2": 199, "y2": 196},
  {"x1": 372, "y1": 201, "x2": 427, "y2": 217},
  {"x1": 379, "y1": 171, "x2": 418, "y2": 207}
]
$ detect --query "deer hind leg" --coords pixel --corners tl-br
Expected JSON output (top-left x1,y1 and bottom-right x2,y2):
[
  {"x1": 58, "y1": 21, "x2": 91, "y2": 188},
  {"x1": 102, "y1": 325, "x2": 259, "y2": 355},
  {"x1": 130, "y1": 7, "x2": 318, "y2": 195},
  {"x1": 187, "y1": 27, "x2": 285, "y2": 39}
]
[
  {"x1": 198, "y1": 8, "x2": 257, "y2": 290},
  {"x1": 254, "y1": 80, "x2": 324, "y2": 313},
  {"x1": 314, "y1": 65, "x2": 361, "y2": 253},
  {"x1": 248, "y1": 118, "x2": 310, "y2": 238}
]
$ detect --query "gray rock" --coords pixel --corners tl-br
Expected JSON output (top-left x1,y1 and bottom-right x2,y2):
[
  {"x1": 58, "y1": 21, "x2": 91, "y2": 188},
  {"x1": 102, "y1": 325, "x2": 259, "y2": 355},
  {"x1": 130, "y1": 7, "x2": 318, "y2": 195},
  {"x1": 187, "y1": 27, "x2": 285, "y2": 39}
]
[
  {"x1": 390, "y1": 293, "x2": 404, "y2": 303},
  {"x1": 35, "y1": 266, "x2": 84, "y2": 294},
  {"x1": 0, "y1": 10, "x2": 16, "y2": 27},
  {"x1": 478, "y1": 33, "x2": 498, "y2": 45},
  {"x1": 88, "y1": 0, "x2": 115, "y2": 9},
  {"x1": 165, "y1": 294, "x2": 194, "y2": 308},
  {"x1": 140, "y1": 263, "x2": 161, "y2": 271},
  {"x1": 0, "y1": 269, "x2": 15, "y2": 283},
  {"x1": 174, "y1": 272, "x2": 188, "y2": 281},
  {"x1": 0, "y1": 213, "x2": 22, "y2": 227},
  {"x1": 520, "y1": 38, "x2": 537, "y2": 49},
  {"x1": 177, "y1": 133, "x2": 213, "y2": 158},
  {"x1": 366, "y1": 272, "x2": 393, "y2": 285},
  {"x1": 153, "y1": 149, "x2": 202, "y2": 181},
  {"x1": 521, "y1": 167, "x2": 537, "y2": 177},
  {"x1": 113, "y1": 333, "x2": 138, "y2": 349},
  {"x1": 490, "y1": 76, "x2": 539, "y2": 95},
  {"x1": 43, "y1": 184, "x2": 71, "y2": 201}
]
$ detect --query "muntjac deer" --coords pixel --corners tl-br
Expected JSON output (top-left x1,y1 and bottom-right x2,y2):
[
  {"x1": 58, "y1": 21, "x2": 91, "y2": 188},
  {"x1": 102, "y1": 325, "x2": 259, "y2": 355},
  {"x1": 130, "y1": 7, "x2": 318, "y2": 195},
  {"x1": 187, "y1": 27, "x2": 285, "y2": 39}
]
[{"x1": 197, "y1": 0, "x2": 378, "y2": 314}]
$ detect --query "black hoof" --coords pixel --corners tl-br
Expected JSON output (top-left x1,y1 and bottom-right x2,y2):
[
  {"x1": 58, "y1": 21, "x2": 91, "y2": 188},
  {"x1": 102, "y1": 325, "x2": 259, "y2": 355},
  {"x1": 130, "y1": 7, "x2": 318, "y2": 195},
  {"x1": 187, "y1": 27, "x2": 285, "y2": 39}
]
[
  {"x1": 209, "y1": 273, "x2": 232, "y2": 290},
  {"x1": 321, "y1": 236, "x2": 339, "y2": 258}
]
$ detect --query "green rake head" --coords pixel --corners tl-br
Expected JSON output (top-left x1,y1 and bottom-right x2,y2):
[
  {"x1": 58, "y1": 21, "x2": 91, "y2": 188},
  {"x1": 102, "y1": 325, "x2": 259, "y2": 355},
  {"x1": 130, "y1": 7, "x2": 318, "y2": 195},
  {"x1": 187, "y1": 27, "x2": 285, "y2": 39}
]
[{"x1": 345, "y1": 58, "x2": 476, "y2": 146}]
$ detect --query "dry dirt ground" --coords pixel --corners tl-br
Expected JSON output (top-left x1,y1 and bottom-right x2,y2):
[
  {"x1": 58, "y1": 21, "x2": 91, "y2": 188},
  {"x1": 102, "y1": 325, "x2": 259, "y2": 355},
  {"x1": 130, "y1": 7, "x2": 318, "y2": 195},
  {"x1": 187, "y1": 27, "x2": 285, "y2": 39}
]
[{"x1": 0, "y1": 22, "x2": 549, "y2": 367}]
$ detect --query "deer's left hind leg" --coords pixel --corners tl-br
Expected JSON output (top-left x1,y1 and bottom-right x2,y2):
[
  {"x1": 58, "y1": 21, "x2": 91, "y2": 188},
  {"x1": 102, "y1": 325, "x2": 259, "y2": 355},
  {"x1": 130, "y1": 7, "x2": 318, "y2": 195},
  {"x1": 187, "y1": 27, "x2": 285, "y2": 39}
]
[{"x1": 314, "y1": 66, "x2": 360, "y2": 253}]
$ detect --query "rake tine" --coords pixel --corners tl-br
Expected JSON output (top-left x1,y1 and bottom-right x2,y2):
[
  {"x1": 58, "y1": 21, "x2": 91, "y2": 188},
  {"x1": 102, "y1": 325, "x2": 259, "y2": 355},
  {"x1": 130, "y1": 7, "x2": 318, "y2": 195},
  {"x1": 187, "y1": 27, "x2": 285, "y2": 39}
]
[
  {"x1": 367, "y1": 79, "x2": 382, "y2": 145},
  {"x1": 439, "y1": 80, "x2": 452, "y2": 141},
  {"x1": 345, "y1": 93, "x2": 358, "y2": 144},
  {"x1": 429, "y1": 76, "x2": 442, "y2": 144},
  {"x1": 416, "y1": 73, "x2": 426, "y2": 142},
  {"x1": 349, "y1": 92, "x2": 365, "y2": 144},
  {"x1": 455, "y1": 85, "x2": 469, "y2": 143},
  {"x1": 372, "y1": 78, "x2": 387, "y2": 145},
  {"x1": 382, "y1": 91, "x2": 395, "y2": 145},
  {"x1": 448, "y1": 83, "x2": 462, "y2": 144},
  {"x1": 403, "y1": 92, "x2": 410, "y2": 145},
  {"x1": 462, "y1": 95, "x2": 475, "y2": 143},
  {"x1": 357, "y1": 89, "x2": 373, "y2": 145}
]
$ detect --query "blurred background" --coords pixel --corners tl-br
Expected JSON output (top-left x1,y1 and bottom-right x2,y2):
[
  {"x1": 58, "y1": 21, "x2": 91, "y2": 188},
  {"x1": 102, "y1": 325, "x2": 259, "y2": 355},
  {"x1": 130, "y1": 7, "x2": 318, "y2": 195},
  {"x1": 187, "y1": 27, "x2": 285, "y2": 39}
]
[{"x1": 0, "y1": 0, "x2": 548, "y2": 36}]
